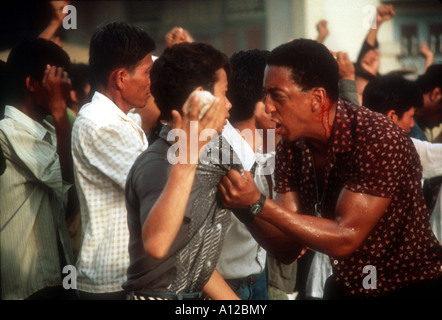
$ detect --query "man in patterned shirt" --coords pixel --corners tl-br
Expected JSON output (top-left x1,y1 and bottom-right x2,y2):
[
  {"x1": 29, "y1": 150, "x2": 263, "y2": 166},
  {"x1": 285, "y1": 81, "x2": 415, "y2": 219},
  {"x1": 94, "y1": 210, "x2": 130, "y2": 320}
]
[
  {"x1": 218, "y1": 39, "x2": 442, "y2": 299},
  {"x1": 71, "y1": 22, "x2": 156, "y2": 299}
]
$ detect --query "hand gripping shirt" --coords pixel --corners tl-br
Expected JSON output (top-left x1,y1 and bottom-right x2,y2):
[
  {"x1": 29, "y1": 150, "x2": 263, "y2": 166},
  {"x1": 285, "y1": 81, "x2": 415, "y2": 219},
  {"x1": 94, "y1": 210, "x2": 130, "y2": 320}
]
[{"x1": 275, "y1": 99, "x2": 442, "y2": 298}]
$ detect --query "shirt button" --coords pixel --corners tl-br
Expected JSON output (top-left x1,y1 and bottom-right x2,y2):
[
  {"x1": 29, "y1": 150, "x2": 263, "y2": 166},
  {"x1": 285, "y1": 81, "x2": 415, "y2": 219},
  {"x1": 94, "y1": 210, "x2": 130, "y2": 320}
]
[
  {"x1": 207, "y1": 261, "x2": 211, "y2": 268},
  {"x1": 216, "y1": 223, "x2": 222, "y2": 230},
  {"x1": 333, "y1": 260, "x2": 339, "y2": 265},
  {"x1": 345, "y1": 282, "x2": 350, "y2": 287}
]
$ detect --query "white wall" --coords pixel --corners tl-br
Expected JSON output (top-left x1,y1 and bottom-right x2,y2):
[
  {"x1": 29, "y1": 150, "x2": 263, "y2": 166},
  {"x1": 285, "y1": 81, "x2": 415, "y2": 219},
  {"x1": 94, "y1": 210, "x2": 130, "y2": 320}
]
[{"x1": 265, "y1": 0, "x2": 402, "y2": 73}]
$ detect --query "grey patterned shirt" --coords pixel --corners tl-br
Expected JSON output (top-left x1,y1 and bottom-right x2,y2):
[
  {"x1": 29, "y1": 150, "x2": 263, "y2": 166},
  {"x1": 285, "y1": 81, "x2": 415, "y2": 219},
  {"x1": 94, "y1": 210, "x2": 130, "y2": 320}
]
[{"x1": 124, "y1": 125, "x2": 242, "y2": 294}]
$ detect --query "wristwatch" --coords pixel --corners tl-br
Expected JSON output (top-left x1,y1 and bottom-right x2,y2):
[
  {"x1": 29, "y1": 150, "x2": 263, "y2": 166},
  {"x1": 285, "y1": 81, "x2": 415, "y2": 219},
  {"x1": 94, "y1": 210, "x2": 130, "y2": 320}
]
[{"x1": 249, "y1": 193, "x2": 266, "y2": 216}]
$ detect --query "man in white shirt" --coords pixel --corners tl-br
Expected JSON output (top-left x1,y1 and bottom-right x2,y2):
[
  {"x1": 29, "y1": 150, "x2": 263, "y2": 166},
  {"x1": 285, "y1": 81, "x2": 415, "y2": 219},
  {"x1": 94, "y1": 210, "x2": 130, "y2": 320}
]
[{"x1": 72, "y1": 22, "x2": 156, "y2": 299}]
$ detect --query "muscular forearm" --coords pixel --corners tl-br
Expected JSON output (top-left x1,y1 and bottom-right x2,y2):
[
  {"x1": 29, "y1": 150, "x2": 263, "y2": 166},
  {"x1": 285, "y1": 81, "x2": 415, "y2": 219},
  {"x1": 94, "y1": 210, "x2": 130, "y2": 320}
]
[
  {"x1": 142, "y1": 163, "x2": 197, "y2": 259},
  {"x1": 257, "y1": 198, "x2": 358, "y2": 258}
]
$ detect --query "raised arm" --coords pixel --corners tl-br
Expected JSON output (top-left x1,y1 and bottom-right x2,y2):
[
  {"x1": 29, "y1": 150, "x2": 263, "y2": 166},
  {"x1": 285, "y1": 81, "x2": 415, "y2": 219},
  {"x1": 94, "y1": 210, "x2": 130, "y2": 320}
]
[{"x1": 142, "y1": 92, "x2": 224, "y2": 259}]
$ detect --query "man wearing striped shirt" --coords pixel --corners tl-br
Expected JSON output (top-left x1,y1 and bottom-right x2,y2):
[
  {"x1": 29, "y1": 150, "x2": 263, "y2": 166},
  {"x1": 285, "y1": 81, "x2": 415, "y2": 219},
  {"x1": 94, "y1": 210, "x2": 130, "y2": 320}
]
[
  {"x1": 71, "y1": 22, "x2": 156, "y2": 299},
  {"x1": 0, "y1": 39, "x2": 75, "y2": 300}
]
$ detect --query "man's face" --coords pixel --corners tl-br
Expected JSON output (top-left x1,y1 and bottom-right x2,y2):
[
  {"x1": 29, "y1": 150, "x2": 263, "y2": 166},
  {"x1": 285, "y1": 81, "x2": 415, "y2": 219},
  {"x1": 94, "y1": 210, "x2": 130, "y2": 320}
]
[
  {"x1": 415, "y1": 91, "x2": 442, "y2": 129},
  {"x1": 393, "y1": 107, "x2": 415, "y2": 134},
  {"x1": 122, "y1": 53, "x2": 153, "y2": 109},
  {"x1": 212, "y1": 68, "x2": 231, "y2": 133},
  {"x1": 254, "y1": 101, "x2": 275, "y2": 131},
  {"x1": 263, "y1": 65, "x2": 313, "y2": 142}
]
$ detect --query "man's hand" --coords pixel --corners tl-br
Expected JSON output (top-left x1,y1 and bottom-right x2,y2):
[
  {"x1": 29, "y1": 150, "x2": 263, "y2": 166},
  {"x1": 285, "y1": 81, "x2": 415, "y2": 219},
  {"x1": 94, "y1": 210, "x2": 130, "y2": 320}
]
[
  {"x1": 332, "y1": 51, "x2": 355, "y2": 80},
  {"x1": 360, "y1": 49, "x2": 380, "y2": 76},
  {"x1": 218, "y1": 169, "x2": 261, "y2": 209},
  {"x1": 169, "y1": 90, "x2": 224, "y2": 164},
  {"x1": 316, "y1": 20, "x2": 329, "y2": 44},
  {"x1": 165, "y1": 27, "x2": 194, "y2": 48},
  {"x1": 41, "y1": 64, "x2": 71, "y2": 118},
  {"x1": 376, "y1": 4, "x2": 395, "y2": 26}
]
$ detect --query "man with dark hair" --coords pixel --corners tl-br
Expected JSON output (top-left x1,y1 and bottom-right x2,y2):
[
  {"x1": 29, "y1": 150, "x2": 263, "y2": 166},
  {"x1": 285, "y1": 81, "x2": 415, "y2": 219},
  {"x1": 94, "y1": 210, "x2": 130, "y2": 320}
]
[
  {"x1": 363, "y1": 73, "x2": 442, "y2": 244},
  {"x1": 218, "y1": 38, "x2": 442, "y2": 299},
  {"x1": 123, "y1": 42, "x2": 239, "y2": 300},
  {"x1": 415, "y1": 64, "x2": 442, "y2": 143},
  {"x1": 0, "y1": 38, "x2": 75, "y2": 299},
  {"x1": 72, "y1": 22, "x2": 156, "y2": 299},
  {"x1": 216, "y1": 49, "x2": 271, "y2": 300}
]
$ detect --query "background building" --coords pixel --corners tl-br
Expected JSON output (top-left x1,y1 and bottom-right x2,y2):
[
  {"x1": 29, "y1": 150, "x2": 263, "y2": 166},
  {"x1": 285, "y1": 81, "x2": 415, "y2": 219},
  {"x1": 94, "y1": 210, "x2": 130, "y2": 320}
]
[{"x1": 1, "y1": 0, "x2": 441, "y2": 75}]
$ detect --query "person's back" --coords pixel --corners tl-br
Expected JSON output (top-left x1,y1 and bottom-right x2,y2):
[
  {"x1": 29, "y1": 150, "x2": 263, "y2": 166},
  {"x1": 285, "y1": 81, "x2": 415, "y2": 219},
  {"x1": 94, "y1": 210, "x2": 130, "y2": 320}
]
[{"x1": 72, "y1": 22, "x2": 155, "y2": 299}]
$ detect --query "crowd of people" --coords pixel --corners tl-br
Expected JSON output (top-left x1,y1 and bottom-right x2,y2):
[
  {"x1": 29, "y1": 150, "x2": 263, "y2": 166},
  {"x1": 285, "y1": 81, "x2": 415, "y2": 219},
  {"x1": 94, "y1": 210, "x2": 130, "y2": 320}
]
[{"x1": 0, "y1": 2, "x2": 441, "y2": 300}]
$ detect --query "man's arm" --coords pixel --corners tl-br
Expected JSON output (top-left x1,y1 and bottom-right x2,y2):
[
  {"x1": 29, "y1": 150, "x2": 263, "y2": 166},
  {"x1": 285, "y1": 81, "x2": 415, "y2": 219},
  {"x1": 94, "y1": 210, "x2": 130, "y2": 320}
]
[
  {"x1": 220, "y1": 171, "x2": 304, "y2": 263},
  {"x1": 142, "y1": 93, "x2": 225, "y2": 259},
  {"x1": 219, "y1": 169, "x2": 391, "y2": 258},
  {"x1": 202, "y1": 269, "x2": 240, "y2": 300}
]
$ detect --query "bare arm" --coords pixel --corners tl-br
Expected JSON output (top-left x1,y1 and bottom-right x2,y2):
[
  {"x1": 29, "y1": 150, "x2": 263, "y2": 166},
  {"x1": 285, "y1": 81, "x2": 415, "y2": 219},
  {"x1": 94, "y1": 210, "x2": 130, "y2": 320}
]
[
  {"x1": 366, "y1": 4, "x2": 395, "y2": 47},
  {"x1": 202, "y1": 269, "x2": 240, "y2": 300},
  {"x1": 219, "y1": 171, "x2": 304, "y2": 263},
  {"x1": 39, "y1": 1, "x2": 69, "y2": 46},
  {"x1": 142, "y1": 92, "x2": 224, "y2": 259},
  {"x1": 219, "y1": 169, "x2": 391, "y2": 258}
]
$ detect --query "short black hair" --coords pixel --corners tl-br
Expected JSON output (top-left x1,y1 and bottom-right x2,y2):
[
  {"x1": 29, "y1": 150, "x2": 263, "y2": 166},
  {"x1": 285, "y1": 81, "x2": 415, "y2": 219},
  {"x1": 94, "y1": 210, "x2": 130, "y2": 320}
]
[
  {"x1": 89, "y1": 22, "x2": 156, "y2": 88},
  {"x1": 6, "y1": 38, "x2": 71, "y2": 104},
  {"x1": 69, "y1": 63, "x2": 91, "y2": 95},
  {"x1": 267, "y1": 39, "x2": 339, "y2": 102},
  {"x1": 227, "y1": 49, "x2": 270, "y2": 123},
  {"x1": 362, "y1": 74, "x2": 423, "y2": 119},
  {"x1": 415, "y1": 64, "x2": 442, "y2": 94},
  {"x1": 150, "y1": 42, "x2": 230, "y2": 122}
]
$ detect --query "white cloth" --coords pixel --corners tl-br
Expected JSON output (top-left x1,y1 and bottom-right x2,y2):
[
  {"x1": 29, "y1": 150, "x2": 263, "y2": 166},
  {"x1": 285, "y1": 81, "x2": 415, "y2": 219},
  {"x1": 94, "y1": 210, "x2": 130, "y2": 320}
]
[
  {"x1": 411, "y1": 138, "x2": 442, "y2": 179},
  {"x1": 72, "y1": 92, "x2": 148, "y2": 293},
  {"x1": 430, "y1": 187, "x2": 441, "y2": 244},
  {"x1": 217, "y1": 121, "x2": 266, "y2": 279}
]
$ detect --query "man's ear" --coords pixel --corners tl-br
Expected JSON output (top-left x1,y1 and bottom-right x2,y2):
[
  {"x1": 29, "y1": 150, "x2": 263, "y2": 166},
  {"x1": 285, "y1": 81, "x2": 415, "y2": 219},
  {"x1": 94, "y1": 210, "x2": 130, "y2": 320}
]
[
  {"x1": 311, "y1": 87, "x2": 327, "y2": 112},
  {"x1": 110, "y1": 68, "x2": 127, "y2": 90},
  {"x1": 25, "y1": 76, "x2": 37, "y2": 93},
  {"x1": 70, "y1": 89, "x2": 78, "y2": 103},
  {"x1": 386, "y1": 109, "x2": 397, "y2": 121},
  {"x1": 429, "y1": 87, "x2": 441, "y2": 102}
]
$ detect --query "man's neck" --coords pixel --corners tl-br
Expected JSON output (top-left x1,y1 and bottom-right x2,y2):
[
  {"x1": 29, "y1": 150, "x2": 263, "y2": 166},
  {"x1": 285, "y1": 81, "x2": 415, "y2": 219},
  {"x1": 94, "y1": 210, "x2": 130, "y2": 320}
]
[
  {"x1": 306, "y1": 100, "x2": 338, "y2": 153},
  {"x1": 232, "y1": 118, "x2": 261, "y2": 151},
  {"x1": 15, "y1": 99, "x2": 46, "y2": 125},
  {"x1": 98, "y1": 86, "x2": 131, "y2": 114}
]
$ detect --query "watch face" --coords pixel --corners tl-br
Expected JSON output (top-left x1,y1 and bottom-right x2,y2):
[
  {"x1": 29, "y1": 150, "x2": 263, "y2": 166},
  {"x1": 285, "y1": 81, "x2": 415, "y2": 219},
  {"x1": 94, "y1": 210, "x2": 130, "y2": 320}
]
[{"x1": 251, "y1": 204, "x2": 261, "y2": 215}]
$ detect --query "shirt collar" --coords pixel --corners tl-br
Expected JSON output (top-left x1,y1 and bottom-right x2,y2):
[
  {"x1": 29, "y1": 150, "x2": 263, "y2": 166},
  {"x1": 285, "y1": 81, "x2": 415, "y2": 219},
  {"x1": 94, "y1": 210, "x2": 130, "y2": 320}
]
[
  {"x1": 4, "y1": 105, "x2": 55, "y2": 142},
  {"x1": 91, "y1": 91, "x2": 131, "y2": 121},
  {"x1": 294, "y1": 99, "x2": 354, "y2": 155}
]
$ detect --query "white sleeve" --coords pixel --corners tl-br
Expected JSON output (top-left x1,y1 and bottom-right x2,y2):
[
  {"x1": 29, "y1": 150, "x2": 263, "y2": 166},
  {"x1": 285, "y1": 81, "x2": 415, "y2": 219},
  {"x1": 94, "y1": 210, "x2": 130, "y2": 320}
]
[{"x1": 412, "y1": 138, "x2": 442, "y2": 179}]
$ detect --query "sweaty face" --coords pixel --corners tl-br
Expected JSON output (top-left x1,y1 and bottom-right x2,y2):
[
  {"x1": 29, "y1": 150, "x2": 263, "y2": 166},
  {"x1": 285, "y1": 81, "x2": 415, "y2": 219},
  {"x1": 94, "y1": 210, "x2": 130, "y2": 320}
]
[
  {"x1": 122, "y1": 53, "x2": 153, "y2": 109},
  {"x1": 212, "y1": 68, "x2": 231, "y2": 134},
  {"x1": 263, "y1": 65, "x2": 313, "y2": 142}
]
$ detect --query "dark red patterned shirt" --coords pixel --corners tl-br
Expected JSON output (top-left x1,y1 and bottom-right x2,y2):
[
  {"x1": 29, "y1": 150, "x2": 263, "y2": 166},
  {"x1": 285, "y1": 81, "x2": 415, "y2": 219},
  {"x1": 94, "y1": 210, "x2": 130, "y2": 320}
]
[{"x1": 275, "y1": 99, "x2": 442, "y2": 298}]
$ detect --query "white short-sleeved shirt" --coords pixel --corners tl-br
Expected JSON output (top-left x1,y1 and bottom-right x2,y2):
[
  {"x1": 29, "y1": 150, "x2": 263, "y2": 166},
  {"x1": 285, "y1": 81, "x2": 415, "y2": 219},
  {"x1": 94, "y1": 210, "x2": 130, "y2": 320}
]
[{"x1": 72, "y1": 92, "x2": 148, "y2": 293}]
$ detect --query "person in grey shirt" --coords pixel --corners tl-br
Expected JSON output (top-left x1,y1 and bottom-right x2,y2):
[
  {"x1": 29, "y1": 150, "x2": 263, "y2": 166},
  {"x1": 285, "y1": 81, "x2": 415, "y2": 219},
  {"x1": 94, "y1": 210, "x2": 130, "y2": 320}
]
[{"x1": 123, "y1": 42, "x2": 239, "y2": 300}]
